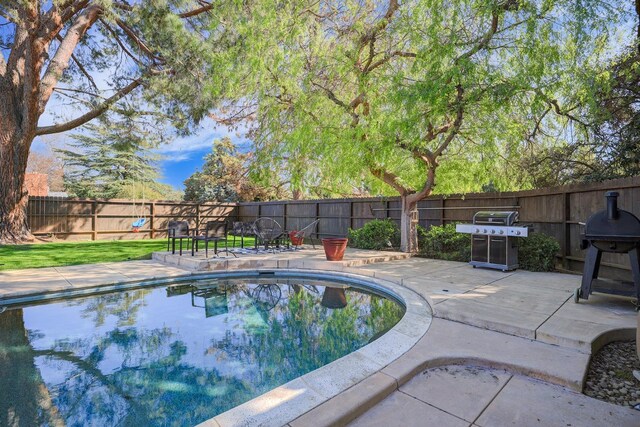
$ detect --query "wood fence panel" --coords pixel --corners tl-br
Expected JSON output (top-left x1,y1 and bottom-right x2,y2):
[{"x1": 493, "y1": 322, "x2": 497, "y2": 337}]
[
  {"x1": 317, "y1": 201, "x2": 351, "y2": 237},
  {"x1": 238, "y1": 204, "x2": 259, "y2": 222},
  {"x1": 27, "y1": 198, "x2": 237, "y2": 241},
  {"x1": 352, "y1": 200, "x2": 384, "y2": 229},
  {"x1": 285, "y1": 203, "x2": 318, "y2": 231},
  {"x1": 418, "y1": 199, "x2": 443, "y2": 227},
  {"x1": 519, "y1": 194, "x2": 564, "y2": 223}
]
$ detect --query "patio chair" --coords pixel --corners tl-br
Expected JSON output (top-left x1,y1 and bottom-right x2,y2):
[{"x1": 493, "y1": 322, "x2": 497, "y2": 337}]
[
  {"x1": 230, "y1": 221, "x2": 255, "y2": 248},
  {"x1": 167, "y1": 220, "x2": 192, "y2": 255},
  {"x1": 289, "y1": 219, "x2": 320, "y2": 250},
  {"x1": 252, "y1": 217, "x2": 285, "y2": 251},
  {"x1": 192, "y1": 221, "x2": 238, "y2": 258}
]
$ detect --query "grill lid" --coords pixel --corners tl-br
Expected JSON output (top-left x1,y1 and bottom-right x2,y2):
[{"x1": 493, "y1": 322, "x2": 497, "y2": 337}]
[
  {"x1": 473, "y1": 211, "x2": 519, "y2": 226},
  {"x1": 584, "y1": 192, "x2": 640, "y2": 240}
]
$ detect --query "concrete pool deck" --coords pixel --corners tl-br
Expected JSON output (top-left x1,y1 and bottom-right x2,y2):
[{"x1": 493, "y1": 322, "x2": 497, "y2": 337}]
[{"x1": 0, "y1": 248, "x2": 638, "y2": 426}]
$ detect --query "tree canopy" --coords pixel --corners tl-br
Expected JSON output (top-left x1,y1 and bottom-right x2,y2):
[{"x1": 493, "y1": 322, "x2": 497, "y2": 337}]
[
  {"x1": 0, "y1": 0, "x2": 235, "y2": 242},
  {"x1": 56, "y1": 113, "x2": 180, "y2": 200},
  {"x1": 183, "y1": 137, "x2": 286, "y2": 203},
  {"x1": 212, "y1": 0, "x2": 634, "y2": 250}
]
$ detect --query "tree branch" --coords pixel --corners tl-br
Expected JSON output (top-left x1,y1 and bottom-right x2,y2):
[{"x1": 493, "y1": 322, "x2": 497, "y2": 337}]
[
  {"x1": 433, "y1": 85, "x2": 465, "y2": 159},
  {"x1": 54, "y1": 33, "x2": 100, "y2": 92},
  {"x1": 36, "y1": 78, "x2": 142, "y2": 135},
  {"x1": 370, "y1": 167, "x2": 411, "y2": 195},
  {"x1": 456, "y1": 12, "x2": 499, "y2": 63},
  {"x1": 365, "y1": 51, "x2": 416, "y2": 73},
  {"x1": 0, "y1": 50, "x2": 6, "y2": 77},
  {"x1": 100, "y1": 18, "x2": 146, "y2": 66},
  {"x1": 312, "y1": 81, "x2": 360, "y2": 125},
  {"x1": 115, "y1": 18, "x2": 161, "y2": 61},
  {"x1": 0, "y1": 7, "x2": 16, "y2": 23},
  {"x1": 364, "y1": 0, "x2": 400, "y2": 42},
  {"x1": 179, "y1": 1, "x2": 213, "y2": 18},
  {"x1": 38, "y1": 4, "x2": 102, "y2": 115},
  {"x1": 39, "y1": 1, "x2": 89, "y2": 45}
]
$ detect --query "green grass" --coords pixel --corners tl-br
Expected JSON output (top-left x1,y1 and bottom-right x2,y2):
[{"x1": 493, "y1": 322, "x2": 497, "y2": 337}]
[{"x1": 0, "y1": 236, "x2": 255, "y2": 271}]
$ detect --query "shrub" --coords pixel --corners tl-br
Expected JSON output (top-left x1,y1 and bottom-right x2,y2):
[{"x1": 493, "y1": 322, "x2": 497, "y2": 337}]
[
  {"x1": 348, "y1": 219, "x2": 400, "y2": 250},
  {"x1": 518, "y1": 232, "x2": 560, "y2": 272},
  {"x1": 418, "y1": 223, "x2": 470, "y2": 262}
]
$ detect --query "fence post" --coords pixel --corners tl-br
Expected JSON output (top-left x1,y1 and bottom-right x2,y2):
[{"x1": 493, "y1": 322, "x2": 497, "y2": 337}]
[
  {"x1": 196, "y1": 203, "x2": 201, "y2": 231},
  {"x1": 316, "y1": 202, "x2": 320, "y2": 238},
  {"x1": 349, "y1": 200, "x2": 353, "y2": 232},
  {"x1": 150, "y1": 202, "x2": 155, "y2": 239},
  {"x1": 91, "y1": 200, "x2": 97, "y2": 241},
  {"x1": 563, "y1": 192, "x2": 570, "y2": 269}
]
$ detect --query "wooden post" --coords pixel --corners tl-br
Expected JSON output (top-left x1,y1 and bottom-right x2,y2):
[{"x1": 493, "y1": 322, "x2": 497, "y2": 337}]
[
  {"x1": 439, "y1": 197, "x2": 445, "y2": 228},
  {"x1": 563, "y1": 192, "x2": 570, "y2": 269},
  {"x1": 150, "y1": 202, "x2": 155, "y2": 239},
  {"x1": 91, "y1": 200, "x2": 97, "y2": 241},
  {"x1": 316, "y1": 202, "x2": 320, "y2": 238},
  {"x1": 196, "y1": 203, "x2": 201, "y2": 231},
  {"x1": 349, "y1": 201, "x2": 354, "y2": 232},
  {"x1": 284, "y1": 202, "x2": 288, "y2": 231}
]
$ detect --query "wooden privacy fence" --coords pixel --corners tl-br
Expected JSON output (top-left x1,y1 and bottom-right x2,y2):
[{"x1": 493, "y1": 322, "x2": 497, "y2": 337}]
[
  {"x1": 27, "y1": 197, "x2": 237, "y2": 241},
  {"x1": 238, "y1": 176, "x2": 640, "y2": 279},
  {"x1": 26, "y1": 176, "x2": 640, "y2": 278}
]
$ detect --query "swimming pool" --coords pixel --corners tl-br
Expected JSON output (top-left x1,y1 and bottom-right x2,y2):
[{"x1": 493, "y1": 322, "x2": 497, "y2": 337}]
[{"x1": 0, "y1": 271, "x2": 405, "y2": 426}]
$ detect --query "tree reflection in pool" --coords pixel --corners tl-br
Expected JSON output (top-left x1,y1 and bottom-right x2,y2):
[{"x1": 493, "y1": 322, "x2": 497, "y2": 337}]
[{"x1": 0, "y1": 277, "x2": 404, "y2": 426}]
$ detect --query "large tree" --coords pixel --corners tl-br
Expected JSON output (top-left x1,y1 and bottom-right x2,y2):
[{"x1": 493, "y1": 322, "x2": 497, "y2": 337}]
[
  {"x1": 183, "y1": 137, "x2": 286, "y2": 203},
  {"x1": 218, "y1": 0, "x2": 630, "y2": 252},
  {"x1": 56, "y1": 112, "x2": 172, "y2": 199},
  {"x1": 0, "y1": 1, "x2": 227, "y2": 243}
]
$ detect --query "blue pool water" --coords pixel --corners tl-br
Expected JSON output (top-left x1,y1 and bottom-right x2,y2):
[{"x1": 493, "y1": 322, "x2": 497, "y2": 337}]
[{"x1": 0, "y1": 274, "x2": 404, "y2": 426}]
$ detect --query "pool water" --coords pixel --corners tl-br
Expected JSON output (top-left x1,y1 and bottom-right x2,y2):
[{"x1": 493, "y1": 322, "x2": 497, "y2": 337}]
[{"x1": 0, "y1": 275, "x2": 404, "y2": 426}]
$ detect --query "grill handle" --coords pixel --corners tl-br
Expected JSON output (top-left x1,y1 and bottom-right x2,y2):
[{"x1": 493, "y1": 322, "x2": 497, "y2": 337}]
[{"x1": 606, "y1": 191, "x2": 619, "y2": 220}]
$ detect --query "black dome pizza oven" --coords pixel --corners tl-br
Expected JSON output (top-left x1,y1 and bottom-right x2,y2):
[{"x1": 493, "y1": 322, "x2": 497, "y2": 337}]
[{"x1": 575, "y1": 191, "x2": 640, "y2": 307}]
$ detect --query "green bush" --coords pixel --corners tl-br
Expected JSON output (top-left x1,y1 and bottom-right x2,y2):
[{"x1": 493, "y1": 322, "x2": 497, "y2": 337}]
[
  {"x1": 418, "y1": 223, "x2": 471, "y2": 262},
  {"x1": 348, "y1": 219, "x2": 400, "y2": 250},
  {"x1": 518, "y1": 232, "x2": 560, "y2": 272}
]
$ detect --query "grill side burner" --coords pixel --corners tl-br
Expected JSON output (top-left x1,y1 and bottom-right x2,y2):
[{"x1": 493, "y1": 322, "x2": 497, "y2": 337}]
[
  {"x1": 456, "y1": 211, "x2": 529, "y2": 271},
  {"x1": 576, "y1": 191, "x2": 640, "y2": 308}
]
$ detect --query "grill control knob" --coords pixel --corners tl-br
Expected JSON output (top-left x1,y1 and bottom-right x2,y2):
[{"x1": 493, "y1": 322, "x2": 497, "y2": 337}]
[
  {"x1": 491, "y1": 229, "x2": 496, "y2": 234},
  {"x1": 483, "y1": 229, "x2": 487, "y2": 233},
  {"x1": 516, "y1": 231, "x2": 521, "y2": 235},
  {"x1": 499, "y1": 230, "x2": 504, "y2": 235},
  {"x1": 475, "y1": 228, "x2": 480, "y2": 233}
]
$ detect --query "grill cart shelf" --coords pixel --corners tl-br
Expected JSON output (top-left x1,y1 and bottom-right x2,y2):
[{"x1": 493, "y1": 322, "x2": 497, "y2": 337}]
[
  {"x1": 575, "y1": 191, "x2": 640, "y2": 309},
  {"x1": 456, "y1": 211, "x2": 529, "y2": 272}
]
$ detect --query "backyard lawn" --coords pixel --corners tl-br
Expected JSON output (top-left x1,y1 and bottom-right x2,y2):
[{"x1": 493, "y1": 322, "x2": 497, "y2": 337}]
[{"x1": 0, "y1": 237, "x2": 255, "y2": 271}]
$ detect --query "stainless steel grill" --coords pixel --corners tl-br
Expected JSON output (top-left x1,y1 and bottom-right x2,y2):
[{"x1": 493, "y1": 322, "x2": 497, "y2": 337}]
[{"x1": 456, "y1": 211, "x2": 529, "y2": 271}]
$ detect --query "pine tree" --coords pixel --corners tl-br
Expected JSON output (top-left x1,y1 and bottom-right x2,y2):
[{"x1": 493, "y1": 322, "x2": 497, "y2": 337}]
[{"x1": 57, "y1": 114, "x2": 160, "y2": 199}]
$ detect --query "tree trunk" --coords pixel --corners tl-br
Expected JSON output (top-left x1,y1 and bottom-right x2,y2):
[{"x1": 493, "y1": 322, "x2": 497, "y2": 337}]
[
  {"x1": 0, "y1": 90, "x2": 34, "y2": 244},
  {"x1": 399, "y1": 195, "x2": 419, "y2": 253}
]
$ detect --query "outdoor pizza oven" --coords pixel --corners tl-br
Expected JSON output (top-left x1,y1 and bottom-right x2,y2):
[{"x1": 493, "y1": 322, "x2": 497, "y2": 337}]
[{"x1": 575, "y1": 191, "x2": 640, "y2": 306}]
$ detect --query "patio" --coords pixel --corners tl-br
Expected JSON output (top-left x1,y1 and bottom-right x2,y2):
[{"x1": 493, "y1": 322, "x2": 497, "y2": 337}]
[{"x1": 0, "y1": 249, "x2": 637, "y2": 426}]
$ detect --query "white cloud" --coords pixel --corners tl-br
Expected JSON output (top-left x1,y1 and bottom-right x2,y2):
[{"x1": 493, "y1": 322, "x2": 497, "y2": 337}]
[{"x1": 155, "y1": 117, "x2": 252, "y2": 162}]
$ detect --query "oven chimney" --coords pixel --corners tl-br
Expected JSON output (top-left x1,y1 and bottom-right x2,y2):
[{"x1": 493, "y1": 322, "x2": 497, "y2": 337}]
[{"x1": 606, "y1": 191, "x2": 619, "y2": 221}]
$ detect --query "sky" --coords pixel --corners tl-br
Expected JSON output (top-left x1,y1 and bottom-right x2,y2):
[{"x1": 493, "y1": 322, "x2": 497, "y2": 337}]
[
  {"x1": 152, "y1": 118, "x2": 252, "y2": 189},
  {"x1": 33, "y1": 99, "x2": 252, "y2": 191}
]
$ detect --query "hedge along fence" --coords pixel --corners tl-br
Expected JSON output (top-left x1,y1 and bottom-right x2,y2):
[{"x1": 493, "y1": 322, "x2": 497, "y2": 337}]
[
  {"x1": 27, "y1": 197, "x2": 238, "y2": 241},
  {"x1": 238, "y1": 176, "x2": 640, "y2": 280}
]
